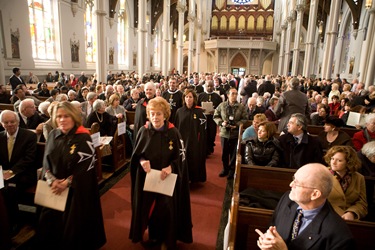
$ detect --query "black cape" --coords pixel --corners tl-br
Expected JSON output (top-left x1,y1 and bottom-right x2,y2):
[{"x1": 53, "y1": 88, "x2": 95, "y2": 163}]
[
  {"x1": 162, "y1": 89, "x2": 183, "y2": 124},
  {"x1": 129, "y1": 121, "x2": 193, "y2": 247},
  {"x1": 37, "y1": 126, "x2": 106, "y2": 249},
  {"x1": 175, "y1": 106, "x2": 207, "y2": 182},
  {"x1": 133, "y1": 97, "x2": 152, "y2": 140}
]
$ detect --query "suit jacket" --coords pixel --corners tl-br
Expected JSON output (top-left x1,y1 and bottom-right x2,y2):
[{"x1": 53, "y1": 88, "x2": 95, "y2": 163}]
[
  {"x1": 9, "y1": 75, "x2": 26, "y2": 91},
  {"x1": 328, "y1": 172, "x2": 368, "y2": 219},
  {"x1": 271, "y1": 192, "x2": 355, "y2": 250},
  {"x1": 274, "y1": 89, "x2": 310, "y2": 132},
  {"x1": 18, "y1": 112, "x2": 46, "y2": 130},
  {"x1": 279, "y1": 132, "x2": 324, "y2": 169},
  {"x1": 0, "y1": 128, "x2": 37, "y2": 186},
  {"x1": 257, "y1": 81, "x2": 275, "y2": 96}
]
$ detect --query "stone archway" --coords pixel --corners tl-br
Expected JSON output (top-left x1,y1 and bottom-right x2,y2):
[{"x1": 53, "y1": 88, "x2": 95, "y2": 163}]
[{"x1": 230, "y1": 52, "x2": 247, "y2": 75}]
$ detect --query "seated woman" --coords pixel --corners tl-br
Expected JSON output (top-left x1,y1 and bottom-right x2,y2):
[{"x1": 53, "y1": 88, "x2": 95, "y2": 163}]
[
  {"x1": 325, "y1": 145, "x2": 368, "y2": 220},
  {"x1": 242, "y1": 113, "x2": 267, "y2": 140},
  {"x1": 244, "y1": 121, "x2": 281, "y2": 167},
  {"x1": 318, "y1": 116, "x2": 353, "y2": 153},
  {"x1": 85, "y1": 99, "x2": 117, "y2": 136},
  {"x1": 358, "y1": 141, "x2": 375, "y2": 177},
  {"x1": 105, "y1": 93, "x2": 127, "y2": 121},
  {"x1": 311, "y1": 103, "x2": 329, "y2": 126}
]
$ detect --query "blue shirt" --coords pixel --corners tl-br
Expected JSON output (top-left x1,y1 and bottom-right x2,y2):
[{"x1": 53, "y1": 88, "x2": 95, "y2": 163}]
[
  {"x1": 242, "y1": 125, "x2": 256, "y2": 140},
  {"x1": 297, "y1": 202, "x2": 325, "y2": 235}
]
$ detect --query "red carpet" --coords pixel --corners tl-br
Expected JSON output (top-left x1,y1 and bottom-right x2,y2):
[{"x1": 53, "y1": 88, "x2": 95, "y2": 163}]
[{"x1": 100, "y1": 135, "x2": 226, "y2": 249}]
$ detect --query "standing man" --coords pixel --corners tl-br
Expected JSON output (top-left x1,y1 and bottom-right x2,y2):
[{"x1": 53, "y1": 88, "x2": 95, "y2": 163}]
[
  {"x1": 198, "y1": 80, "x2": 222, "y2": 155},
  {"x1": 0, "y1": 110, "x2": 37, "y2": 235},
  {"x1": 256, "y1": 163, "x2": 354, "y2": 250},
  {"x1": 162, "y1": 77, "x2": 183, "y2": 124},
  {"x1": 9, "y1": 67, "x2": 26, "y2": 91},
  {"x1": 214, "y1": 88, "x2": 247, "y2": 179},
  {"x1": 275, "y1": 77, "x2": 310, "y2": 132}
]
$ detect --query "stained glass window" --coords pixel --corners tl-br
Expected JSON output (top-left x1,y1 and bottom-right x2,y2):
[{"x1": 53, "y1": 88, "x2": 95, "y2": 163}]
[
  {"x1": 28, "y1": 0, "x2": 55, "y2": 60},
  {"x1": 85, "y1": 2, "x2": 96, "y2": 62}
]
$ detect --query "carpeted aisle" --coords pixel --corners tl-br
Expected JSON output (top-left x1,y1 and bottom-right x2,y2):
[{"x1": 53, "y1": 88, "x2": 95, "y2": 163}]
[{"x1": 99, "y1": 135, "x2": 227, "y2": 250}]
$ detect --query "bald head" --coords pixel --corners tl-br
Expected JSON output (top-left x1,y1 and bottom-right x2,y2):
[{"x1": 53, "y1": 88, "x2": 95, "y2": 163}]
[{"x1": 297, "y1": 163, "x2": 333, "y2": 198}]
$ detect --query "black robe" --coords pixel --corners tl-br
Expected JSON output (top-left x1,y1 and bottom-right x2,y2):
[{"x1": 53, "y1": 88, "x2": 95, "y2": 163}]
[
  {"x1": 37, "y1": 126, "x2": 106, "y2": 249},
  {"x1": 85, "y1": 111, "x2": 117, "y2": 136},
  {"x1": 129, "y1": 121, "x2": 192, "y2": 247},
  {"x1": 133, "y1": 97, "x2": 152, "y2": 140},
  {"x1": 175, "y1": 106, "x2": 207, "y2": 182},
  {"x1": 162, "y1": 89, "x2": 183, "y2": 124}
]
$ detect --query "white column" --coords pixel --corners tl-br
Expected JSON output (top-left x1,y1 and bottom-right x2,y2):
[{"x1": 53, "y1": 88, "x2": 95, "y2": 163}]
[
  {"x1": 303, "y1": 0, "x2": 318, "y2": 77},
  {"x1": 321, "y1": 0, "x2": 342, "y2": 79},
  {"x1": 365, "y1": 8, "x2": 375, "y2": 87},
  {"x1": 95, "y1": 1, "x2": 106, "y2": 83},
  {"x1": 176, "y1": 1, "x2": 186, "y2": 75},
  {"x1": 195, "y1": 7, "x2": 202, "y2": 73},
  {"x1": 291, "y1": 3, "x2": 305, "y2": 76},
  {"x1": 187, "y1": 0, "x2": 195, "y2": 76},
  {"x1": 283, "y1": 12, "x2": 294, "y2": 76},
  {"x1": 278, "y1": 23, "x2": 287, "y2": 75},
  {"x1": 162, "y1": 0, "x2": 171, "y2": 76},
  {"x1": 137, "y1": 0, "x2": 147, "y2": 78},
  {"x1": 359, "y1": 7, "x2": 375, "y2": 84}
]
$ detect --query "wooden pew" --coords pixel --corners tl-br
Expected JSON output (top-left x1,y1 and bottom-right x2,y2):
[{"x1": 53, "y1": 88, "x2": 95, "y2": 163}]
[
  {"x1": 307, "y1": 125, "x2": 360, "y2": 137},
  {"x1": 125, "y1": 111, "x2": 135, "y2": 126},
  {"x1": 0, "y1": 103, "x2": 15, "y2": 111},
  {"x1": 227, "y1": 164, "x2": 375, "y2": 250},
  {"x1": 112, "y1": 118, "x2": 128, "y2": 170},
  {"x1": 90, "y1": 122, "x2": 103, "y2": 182}
]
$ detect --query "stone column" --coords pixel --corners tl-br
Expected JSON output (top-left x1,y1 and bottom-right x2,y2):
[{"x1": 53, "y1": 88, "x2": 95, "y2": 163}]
[
  {"x1": 176, "y1": 0, "x2": 186, "y2": 75},
  {"x1": 283, "y1": 12, "x2": 295, "y2": 76},
  {"x1": 195, "y1": 10, "x2": 202, "y2": 73},
  {"x1": 365, "y1": 7, "x2": 375, "y2": 87},
  {"x1": 291, "y1": 3, "x2": 305, "y2": 76},
  {"x1": 187, "y1": 0, "x2": 195, "y2": 76},
  {"x1": 162, "y1": 0, "x2": 171, "y2": 76},
  {"x1": 359, "y1": 6, "x2": 375, "y2": 85},
  {"x1": 278, "y1": 23, "x2": 287, "y2": 75},
  {"x1": 95, "y1": 1, "x2": 106, "y2": 83},
  {"x1": 138, "y1": 0, "x2": 147, "y2": 78},
  {"x1": 303, "y1": 0, "x2": 318, "y2": 77},
  {"x1": 321, "y1": 0, "x2": 342, "y2": 79}
]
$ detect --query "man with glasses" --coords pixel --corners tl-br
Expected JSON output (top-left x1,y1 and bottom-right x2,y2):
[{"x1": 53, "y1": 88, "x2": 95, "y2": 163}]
[
  {"x1": 18, "y1": 99, "x2": 46, "y2": 135},
  {"x1": 0, "y1": 110, "x2": 37, "y2": 236},
  {"x1": 256, "y1": 163, "x2": 354, "y2": 250}
]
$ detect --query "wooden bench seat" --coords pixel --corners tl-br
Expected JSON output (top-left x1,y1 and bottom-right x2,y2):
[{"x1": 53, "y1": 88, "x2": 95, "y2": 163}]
[
  {"x1": 0, "y1": 103, "x2": 15, "y2": 111},
  {"x1": 307, "y1": 125, "x2": 360, "y2": 137}
]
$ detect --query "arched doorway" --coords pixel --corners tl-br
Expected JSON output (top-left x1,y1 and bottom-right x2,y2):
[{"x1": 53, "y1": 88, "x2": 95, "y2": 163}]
[{"x1": 230, "y1": 52, "x2": 247, "y2": 76}]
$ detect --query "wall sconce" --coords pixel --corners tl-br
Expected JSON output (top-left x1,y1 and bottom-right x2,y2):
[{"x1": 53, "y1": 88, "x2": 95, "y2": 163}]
[
  {"x1": 318, "y1": 21, "x2": 324, "y2": 36},
  {"x1": 366, "y1": 0, "x2": 373, "y2": 9},
  {"x1": 338, "y1": 11, "x2": 343, "y2": 25},
  {"x1": 183, "y1": 34, "x2": 187, "y2": 42},
  {"x1": 146, "y1": 14, "x2": 150, "y2": 24},
  {"x1": 118, "y1": 9, "x2": 125, "y2": 20},
  {"x1": 173, "y1": 29, "x2": 177, "y2": 39}
]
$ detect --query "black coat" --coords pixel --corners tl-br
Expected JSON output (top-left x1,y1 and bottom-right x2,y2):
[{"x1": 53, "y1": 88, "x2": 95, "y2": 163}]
[
  {"x1": 271, "y1": 192, "x2": 354, "y2": 250},
  {"x1": 37, "y1": 126, "x2": 106, "y2": 249},
  {"x1": 175, "y1": 106, "x2": 207, "y2": 182},
  {"x1": 162, "y1": 89, "x2": 183, "y2": 124},
  {"x1": 129, "y1": 122, "x2": 193, "y2": 247},
  {"x1": 278, "y1": 132, "x2": 324, "y2": 169},
  {"x1": 244, "y1": 137, "x2": 281, "y2": 167}
]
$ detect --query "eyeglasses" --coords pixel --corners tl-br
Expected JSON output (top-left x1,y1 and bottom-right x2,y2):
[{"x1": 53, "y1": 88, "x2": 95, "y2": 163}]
[{"x1": 291, "y1": 176, "x2": 316, "y2": 189}]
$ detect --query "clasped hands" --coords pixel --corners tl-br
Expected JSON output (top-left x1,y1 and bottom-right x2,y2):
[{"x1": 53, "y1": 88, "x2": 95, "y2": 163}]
[
  {"x1": 255, "y1": 226, "x2": 287, "y2": 250},
  {"x1": 51, "y1": 179, "x2": 69, "y2": 195},
  {"x1": 140, "y1": 160, "x2": 172, "y2": 180}
]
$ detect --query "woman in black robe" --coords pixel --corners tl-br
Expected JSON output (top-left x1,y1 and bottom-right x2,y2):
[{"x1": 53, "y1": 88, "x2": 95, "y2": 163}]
[
  {"x1": 129, "y1": 97, "x2": 192, "y2": 249},
  {"x1": 175, "y1": 89, "x2": 207, "y2": 182},
  {"x1": 85, "y1": 99, "x2": 117, "y2": 136},
  {"x1": 36, "y1": 101, "x2": 106, "y2": 249}
]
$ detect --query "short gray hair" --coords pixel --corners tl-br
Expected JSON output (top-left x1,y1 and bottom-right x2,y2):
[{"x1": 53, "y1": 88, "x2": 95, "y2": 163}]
[
  {"x1": 291, "y1": 113, "x2": 307, "y2": 131},
  {"x1": 0, "y1": 110, "x2": 19, "y2": 123},
  {"x1": 38, "y1": 101, "x2": 50, "y2": 115},
  {"x1": 361, "y1": 141, "x2": 375, "y2": 158},
  {"x1": 366, "y1": 113, "x2": 375, "y2": 124},
  {"x1": 19, "y1": 98, "x2": 35, "y2": 113},
  {"x1": 93, "y1": 99, "x2": 105, "y2": 111},
  {"x1": 288, "y1": 77, "x2": 300, "y2": 90},
  {"x1": 87, "y1": 92, "x2": 98, "y2": 101}
]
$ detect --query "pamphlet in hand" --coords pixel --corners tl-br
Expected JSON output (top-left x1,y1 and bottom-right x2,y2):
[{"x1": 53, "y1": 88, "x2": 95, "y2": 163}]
[
  {"x1": 34, "y1": 180, "x2": 69, "y2": 212},
  {"x1": 201, "y1": 102, "x2": 214, "y2": 114},
  {"x1": 346, "y1": 112, "x2": 367, "y2": 127},
  {"x1": 143, "y1": 169, "x2": 178, "y2": 197}
]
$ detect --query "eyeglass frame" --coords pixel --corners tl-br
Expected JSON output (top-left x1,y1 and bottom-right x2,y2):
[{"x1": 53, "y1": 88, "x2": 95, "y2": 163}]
[{"x1": 291, "y1": 176, "x2": 317, "y2": 189}]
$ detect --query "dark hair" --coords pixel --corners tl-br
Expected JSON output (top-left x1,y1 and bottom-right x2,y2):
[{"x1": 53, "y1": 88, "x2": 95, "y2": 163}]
[
  {"x1": 258, "y1": 121, "x2": 277, "y2": 139},
  {"x1": 182, "y1": 88, "x2": 197, "y2": 108},
  {"x1": 12, "y1": 68, "x2": 20, "y2": 74}
]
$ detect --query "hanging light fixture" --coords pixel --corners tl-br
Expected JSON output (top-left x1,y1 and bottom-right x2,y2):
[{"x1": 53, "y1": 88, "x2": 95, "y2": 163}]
[{"x1": 366, "y1": 0, "x2": 373, "y2": 9}]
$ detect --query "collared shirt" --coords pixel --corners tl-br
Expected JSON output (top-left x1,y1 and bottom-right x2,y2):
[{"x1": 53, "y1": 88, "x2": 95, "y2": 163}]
[
  {"x1": 20, "y1": 113, "x2": 28, "y2": 126},
  {"x1": 7, "y1": 127, "x2": 19, "y2": 140},
  {"x1": 297, "y1": 202, "x2": 325, "y2": 234},
  {"x1": 294, "y1": 133, "x2": 303, "y2": 144}
]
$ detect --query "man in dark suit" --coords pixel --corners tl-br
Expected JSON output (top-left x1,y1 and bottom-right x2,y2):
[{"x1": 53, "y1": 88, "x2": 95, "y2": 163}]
[
  {"x1": 257, "y1": 75, "x2": 275, "y2": 96},
  {"x1": 256, "y1": 163, "x2": 354, "y2": 250},
  {"x1": 9, "y1": 67, "x2": 26, "y2": 91},
  {"x1": 18, "y1": 99, "x2": 46, "y2": 135},
  {"x1": 0, "y1": 110, "x2": 37, "y2": 235},
  {"x1": 278, "y1": 113, "x2": 323, "y2": 168}
]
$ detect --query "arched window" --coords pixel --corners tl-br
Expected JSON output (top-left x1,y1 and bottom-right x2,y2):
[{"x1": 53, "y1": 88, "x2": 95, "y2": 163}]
[
  {"x1": 118, "y1": 0, "x2": 126, "y2": 65},
  {"x1": 220, "y1": 16, "x2": 227, "y2": 31},
  {"x1": 85, "y1": 1, "x2": 96, "y2": 63},
  {"x1": 212, "y1": 16, "x2": 219, "y2": 30},
  {"x1": 256, "y1": 15, "x2": 265, "y2": 31},
  {"x1": 238, "y1": 15, "x2": 246, "y2": 30},
  {"x1": 247, "y1": 16, "x2": 255, "y2": 31},
  {"x1": 339, "y1": 16, "x2": 352, "y2": 74},
  {"x1": 28, "y1": 0, "x2": 56, "y2": 60},
  {"x1": 266, "y1": 16, "x2": 273, "y2": 31},
  {"x1": 229, "y1": 16, "x2": 236, "y2": 31}
]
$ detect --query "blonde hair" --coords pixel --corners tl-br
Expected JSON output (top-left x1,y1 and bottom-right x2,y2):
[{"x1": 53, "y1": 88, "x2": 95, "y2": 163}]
[
  {"x1": 146, "y1": 97, "x2": 171, "y2": 121},
  {"x1": 52, "y1": 101, "x2": 82, "y2": 128}
]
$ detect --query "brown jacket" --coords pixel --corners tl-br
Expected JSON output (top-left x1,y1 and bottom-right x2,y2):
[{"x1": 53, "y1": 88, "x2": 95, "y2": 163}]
[{"x1": 328, "y1": 171, "x2": 368, "y2": 219}]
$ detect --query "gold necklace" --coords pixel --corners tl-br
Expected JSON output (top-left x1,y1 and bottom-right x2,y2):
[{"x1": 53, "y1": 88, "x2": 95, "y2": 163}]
[{"x1": 95, "y1": 112, "x2": 103, "y2": 122}]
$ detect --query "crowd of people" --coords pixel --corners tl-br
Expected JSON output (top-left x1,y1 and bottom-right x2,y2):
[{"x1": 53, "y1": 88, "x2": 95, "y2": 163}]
[{"x1": 0, "y1": 68, "x2": 375, "y2": 249}]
